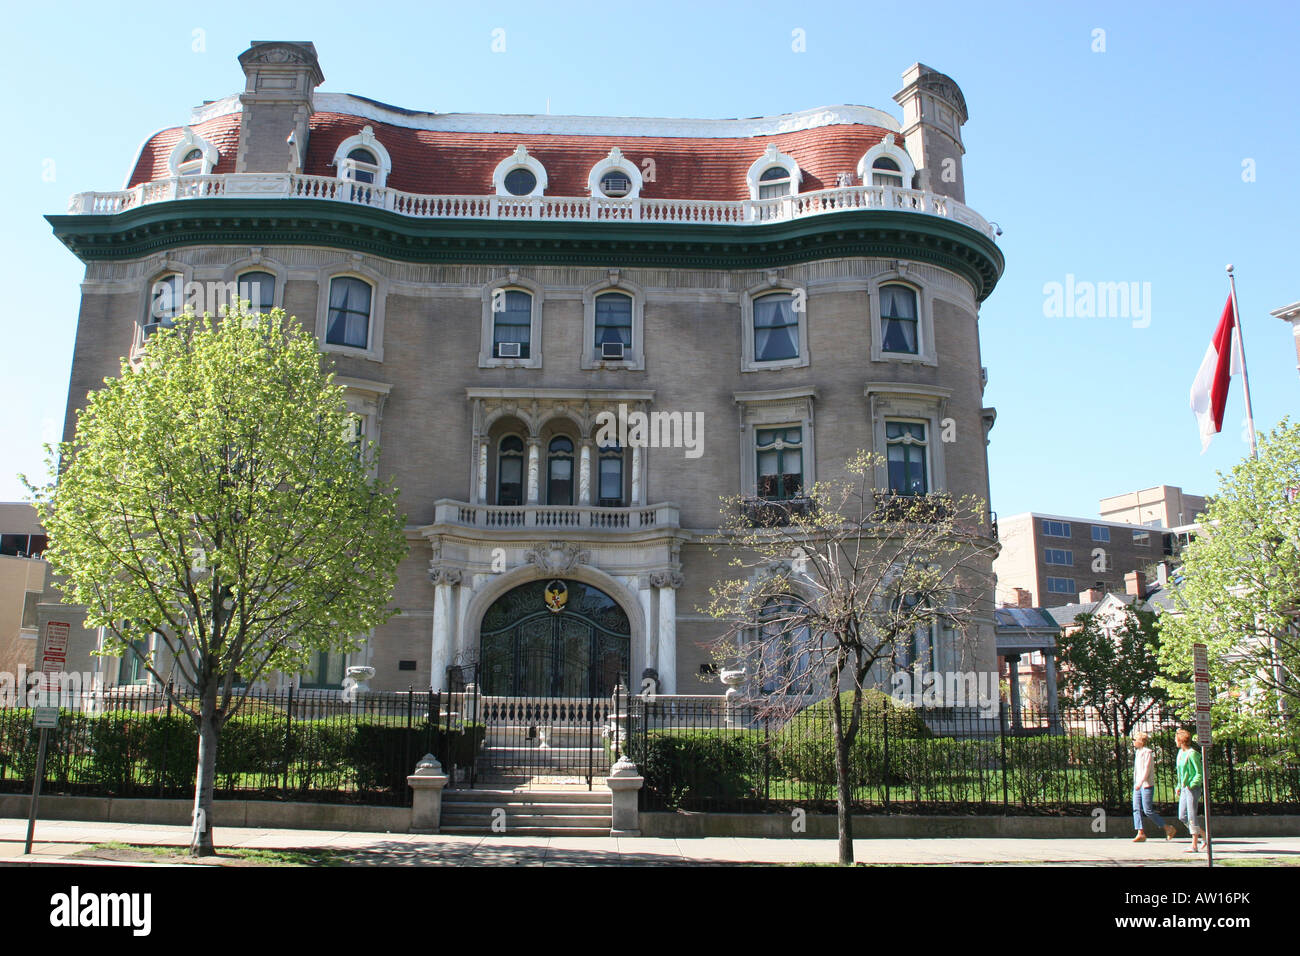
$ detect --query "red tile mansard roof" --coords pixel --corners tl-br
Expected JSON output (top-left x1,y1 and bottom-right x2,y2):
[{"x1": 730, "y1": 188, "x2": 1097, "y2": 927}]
[{"x1": 125, "y1": 98, "x2": 899, "y2": 199}]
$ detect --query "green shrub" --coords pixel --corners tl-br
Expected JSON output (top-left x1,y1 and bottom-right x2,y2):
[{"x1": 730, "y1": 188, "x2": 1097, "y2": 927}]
[{"x1": 637, "y1": 729, "x2": 766, "y2": 809}]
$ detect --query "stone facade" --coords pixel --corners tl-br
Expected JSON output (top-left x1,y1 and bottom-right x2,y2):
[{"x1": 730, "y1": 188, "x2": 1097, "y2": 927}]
[{"x1": 45, "y1": 42, "x2": 1004, "y2": 697}]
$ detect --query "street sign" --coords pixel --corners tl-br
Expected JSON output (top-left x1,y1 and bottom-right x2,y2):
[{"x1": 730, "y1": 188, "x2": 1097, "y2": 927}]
[
  {"x1": 42, "y1": 622, "x2": 69, "y2": 677},
  {"x1": 1192, "y1": 643, "x2": 1209, "y2": 680},
  {"x1": 1195, "y1": 707, "x2": 1211, "y2": 744},
  {"x1": 1194, "y1": 680, "x2": 1211, "y2": 707},
  {"x1": 32, "y1": 706, "x2": 58, "y2": 729}
]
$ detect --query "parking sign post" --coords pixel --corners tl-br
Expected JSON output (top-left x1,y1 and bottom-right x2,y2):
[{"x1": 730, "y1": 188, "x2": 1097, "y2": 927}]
[
  {"x1": 1192, "y1": 643, "x2": 1212, "y2": 868},
  {"x1": 24, "y1": 706, "x2": 58, "y2": 855}
]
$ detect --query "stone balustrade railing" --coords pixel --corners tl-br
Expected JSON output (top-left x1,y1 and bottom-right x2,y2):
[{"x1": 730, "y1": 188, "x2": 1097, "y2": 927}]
[
  {"x1": 433, "y1": 499, "x2": 679, "y2": 532},
  {"x1": 65, "y1": 174, "x2": 997, "y2": 239}
]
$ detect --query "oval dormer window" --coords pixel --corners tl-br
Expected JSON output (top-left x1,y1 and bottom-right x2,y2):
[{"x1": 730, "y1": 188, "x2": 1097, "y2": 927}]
[
  {"x1": 599, "y1": 170, "x2": 632, "y2": 198},
  {"x1": 503, "y1": 168, "x2": 538, "y2": 196}
]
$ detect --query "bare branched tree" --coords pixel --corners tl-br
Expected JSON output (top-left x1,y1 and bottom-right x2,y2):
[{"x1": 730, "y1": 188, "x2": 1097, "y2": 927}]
[{"x1": 703, "y1": 451, "x2": 997, "y2": 864}]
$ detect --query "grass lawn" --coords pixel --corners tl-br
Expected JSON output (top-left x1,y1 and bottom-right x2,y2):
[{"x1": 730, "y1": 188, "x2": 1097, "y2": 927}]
[{"x1": 77, "y1": 841, "x2": 352, "y2": 866}]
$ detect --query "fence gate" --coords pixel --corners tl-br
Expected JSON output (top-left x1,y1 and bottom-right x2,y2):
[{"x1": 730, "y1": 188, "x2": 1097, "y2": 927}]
[{"x1": 472, "y1": 693, "x2": 616, "y2": 789}]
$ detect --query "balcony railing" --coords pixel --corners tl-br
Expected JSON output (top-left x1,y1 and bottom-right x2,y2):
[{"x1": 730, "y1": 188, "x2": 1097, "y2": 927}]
[
  {"x1": 65, "y1": 174, "x2": 998, "y2": 240},
  {"x1": 432, "y1": 499, "x2": 679, "y2": 532}
]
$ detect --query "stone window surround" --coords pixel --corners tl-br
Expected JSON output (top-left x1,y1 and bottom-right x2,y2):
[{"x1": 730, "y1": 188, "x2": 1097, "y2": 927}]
[
  {"x1": 587, "y1": 147, "x2": 644, "y2": 200},
  {"x1": 331, "y1": 126, "x2": 393, "y2": 188},
  {"x1": 315, "y1": 259, "x2": 388, "y2": 363},
  {"x1": 337, "y1": 375, "x2": 391, "y2": 477},
  {"x1": 492, "y1": 145, "x2": 548, "y2": 198},
  {"x1": 221, "y1": 252, "x2": 287, "y2": 312},
  {"x1": 734, "y1": 386, "x2": 817, "y2": 498},
  {"x1": 868, "y1": 266, "x2": 937, "y2": 367},
  {"x1": 167, "y1": 128, "x2": 219, "y2": 177},
  {"x1": 131, "y1": 260, "x2": 196, "y2": 359},
  {"x1": 745, "y1": 145, "x2": 802, "y2": 202},
  {"x1": 856, "y1": 133, "x2": 916, "y2": 188},
  {"x1": 740, "y1": 275, "x2": 811, "y2": 373},
  {"x1": 580, "y1": 271, "x2": 646, "y2": 370},
  {"x1": 479, "y1": 272, "x2": 545, "y2": 369},
  {"x1": 864, "y1": 382, "x2": 951, "y2": 494}
]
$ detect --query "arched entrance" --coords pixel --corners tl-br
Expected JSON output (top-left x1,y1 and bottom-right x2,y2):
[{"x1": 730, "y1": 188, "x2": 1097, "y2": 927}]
[{"x1": 479, "y1": 579, "x2": 630, "y2": 697}]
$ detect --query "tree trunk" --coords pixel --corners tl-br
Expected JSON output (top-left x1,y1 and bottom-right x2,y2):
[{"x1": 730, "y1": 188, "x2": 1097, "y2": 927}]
[
  {"x1": 190, "y1": 683, "x2": 219, "y2": 857},
  {"x1": 830, "y1": 692, "x2": 854, "y2": 865}
]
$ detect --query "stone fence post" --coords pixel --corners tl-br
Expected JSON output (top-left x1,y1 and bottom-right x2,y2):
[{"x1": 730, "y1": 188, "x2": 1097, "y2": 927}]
[
  {"x1": 408, "y1": 753, "x2": 449, "y2": 833},
  {"x1": 606, "y1": 754, "x2": 644, "y2": 837}
]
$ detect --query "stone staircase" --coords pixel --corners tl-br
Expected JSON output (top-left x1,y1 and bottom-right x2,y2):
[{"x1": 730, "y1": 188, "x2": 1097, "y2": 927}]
[{"x1": 439, "y1": 788, "x2": 613, "y2": 836}]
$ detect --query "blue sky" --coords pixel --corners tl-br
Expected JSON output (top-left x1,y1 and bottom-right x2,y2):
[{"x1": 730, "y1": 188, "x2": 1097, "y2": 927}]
[{"x1": 3, "y1": 0, "x2": 1297, "y2": 519}]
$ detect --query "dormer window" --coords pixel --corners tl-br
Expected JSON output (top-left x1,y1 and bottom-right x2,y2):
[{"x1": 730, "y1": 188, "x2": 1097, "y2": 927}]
[
  {"x1": 587, "y1": 147, "x2": 642, "y2": 201},
  {"x1": 343, "y1": 148, "x2": 379, "y2": 184},
  {"x1": 177, "y1": 149, "x2": 204, "y2": 177},
  {"x1": 758, "y1": 166, "x2": 792, "y2": 199},
  {"x1": 503, "y1": 168, "x2": 537, "y2": 196},
  {"x1": 871, "y1": 157, "x2": 904, "y2": 188},
  {"x1": 599, "y1": 171, "x2": 631, "y2": 198},
  {"x1": 494, "y1": 146, "x2": 548, "y2": 198}
]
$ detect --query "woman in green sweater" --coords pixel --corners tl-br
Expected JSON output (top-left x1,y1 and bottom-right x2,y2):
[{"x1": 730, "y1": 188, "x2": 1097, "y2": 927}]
[{"x1": 1175, "y1": 728, "x2": 1206, "y2": 852}]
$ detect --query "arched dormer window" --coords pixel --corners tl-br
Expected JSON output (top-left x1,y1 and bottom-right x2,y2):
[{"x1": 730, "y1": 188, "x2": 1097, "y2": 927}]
[
  {"x1": 587, "y1": 147, "x2": 643, "y2": 200},
  {"x1": 856, "y1": 134, "x2": 916, "y2": 191},
  {"x1": 546, "y1": 436, "x2": 575, "y2": 505},
  {"x1": 493, "y1": 145, "x2": 548, "y2": 198},
  {"x1": 332, "y1": 127, "x2": 392, "y2": 188},
  {"x1": 746, "y1": 145, "x2": 801, "y2": 202},
  {"x1": 167, "y1": 128, "x2": 218, "y2": 177},
  {"x1": 497, "y1": 435, "x2": 525, "y2": 506}
]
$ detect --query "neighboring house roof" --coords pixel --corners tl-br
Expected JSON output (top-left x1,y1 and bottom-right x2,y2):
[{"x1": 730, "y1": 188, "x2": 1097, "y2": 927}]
[
  {"x1": 124, "y1": 100, "x2": 898, "y2": 199},
  {"x1": 995, "y1": 606, "x2": 1060, "y2": 653}
]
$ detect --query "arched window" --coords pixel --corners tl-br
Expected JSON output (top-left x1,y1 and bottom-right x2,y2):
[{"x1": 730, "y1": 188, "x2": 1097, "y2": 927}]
[
  {"x1": 871, "y1": 156, "x2": 904, "y2": 188},
  {"x1": 597, "y1": 442, "x2": 624, "y2": 507},
  {"x1": 492, "y1": 289, "x2": 533, "y2": 358},
  {"x1": 879, "y1": 284, "x2": 919, "y2": 354},
  {"x1": 547, "y1": 436, "x2": 575, "y2": 505},
  {"x1": 237, "y1": 271, "x2": 276, "y2": 314},
  {"x1": 146, "y1": 273, "x2": 184, "y2": 336},
  {"x1": 497, "y1": 435, "x2": 525, "y2": 506},
  {"x1": 758, "y1": 166, "x2": 792, "y2": 199},
  {"x1": 177, "y1": 149, "x2": 204, "y2": 177},
  {"x1": 325, "y1": 276, "x2": 373, "y2": 349},
  {"x1": 758, "y1": 596, "x2": 814, "y2": 695},
  {"x1": 753, "y1": 292, "x2": 799, "y2": 362},
  {"x1": 503, "y1": 167, "x2": 537, "y2": 196},
  {"x1": 594, "y1": 291, "x2": 633, "y2": 359},
  {"x1": 332, "y1": 127, "x2": 392, "y2": 189},
  {"x1": 599, "y1": 170, "x2": 632, "y2": 198},
  {"x1": 494, "y1": 146, "x2": 548, "y2": 198},
  {"x1": 343, "y1": 148, "x2": 379, "y2": 184}
]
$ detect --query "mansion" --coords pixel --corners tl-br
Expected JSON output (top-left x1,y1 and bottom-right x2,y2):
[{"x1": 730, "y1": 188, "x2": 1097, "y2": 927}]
[{"x1": 41, "y1": 41, "x2": 1004, "y2": 699}]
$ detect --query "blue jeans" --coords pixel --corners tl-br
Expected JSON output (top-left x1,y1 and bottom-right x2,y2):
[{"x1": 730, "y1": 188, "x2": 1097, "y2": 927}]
[
  {"x1": 1132, "y1": 786, "x2": 1166, "y2": 832},
  {"x1": 1178, "y1": 788, "x2": 1202, "y2": 835}
]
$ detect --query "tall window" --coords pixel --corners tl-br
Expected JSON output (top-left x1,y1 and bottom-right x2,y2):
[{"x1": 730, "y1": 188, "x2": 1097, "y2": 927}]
[
  {"x1": 326, "y1": 277, "x2": 372, "y2": 349},
  {"x1": 547, "y1": 436, "x2": 575, "y2": 505},
  {"x1": 177, "y1": 148, "x2": 204, "y2": 177},
  {"x1": 147, "y1": 273, "x2": 184, "y2": 335},
  {"x1": 756, "y1": 426, "x2": 803, "y2": 500},
  {"x1": 871, "y1": 156, "x2": 904, "y2": 187},
  {"x1": 594, "y1": 292, "x2": 633, "y2": 357},
  {"x1": 758, "y1": 166, "x2": 792, "y2": 199},
  {"x1": 880, "y1": 285, "x2": 919, "y2": 354},
  {"x1": 343, "y1": 148, "x2": 379, "y2": 184},
  {"x1": 886, "y1": 422, "x2": 928, "y2": 496},
  {"x1": 753, "y1": 292, "x2": 799, "y2": 362},
  {"x1": 758, "y1": 596, "x2": 813, "y2": 695},
  {"x1": 237, "y1": 271, "x2": 275, "y2": 314},
  {"x1": 302, "y1": 651, "x2": 346, "y2": 689},
  {"x1": 497, "y1": 436, "x2": 524, "y2": 506},
  {"x1": 120, "y1": 637, "x2": 150, "y2": 686},
  {"x1": 493, "y1": 289, "x2": 532, "y2": 358},
  {"x1": 598, "y1": 443, "x2": 624, "y2": 506}
]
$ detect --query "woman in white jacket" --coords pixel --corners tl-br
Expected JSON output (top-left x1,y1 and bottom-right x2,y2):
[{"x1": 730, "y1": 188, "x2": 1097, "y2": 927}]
[{"x1": 1131, "y1": 731, "x2": 1176, "y2": 842}]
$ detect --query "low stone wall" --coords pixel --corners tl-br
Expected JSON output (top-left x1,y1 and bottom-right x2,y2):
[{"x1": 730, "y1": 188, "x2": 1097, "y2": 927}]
[
  {"x1": 642, "y1": 811, "x2": 1300, "y2": 840},
  {"x1": 0, "y1": 794, "x2": 412, "y2": 833}
]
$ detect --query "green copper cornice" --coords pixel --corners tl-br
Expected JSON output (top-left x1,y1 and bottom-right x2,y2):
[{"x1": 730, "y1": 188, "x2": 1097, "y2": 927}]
[{"x1": 48, "y1": 198, "x2": 1004, "y2": 300}]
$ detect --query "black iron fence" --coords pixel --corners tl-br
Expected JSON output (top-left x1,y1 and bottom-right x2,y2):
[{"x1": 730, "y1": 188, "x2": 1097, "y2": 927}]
[
  {"x1": 0, "y1": 685, "x2": 485, "y2": 806},
  {"x1": 627, "y1": 694, "x2": 1300, "y2": 815}
]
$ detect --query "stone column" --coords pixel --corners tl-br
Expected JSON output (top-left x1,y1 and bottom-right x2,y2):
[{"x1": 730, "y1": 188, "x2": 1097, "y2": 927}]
[
  {"x1": 430, "y1": 568, "x2": 461, "y2": 691},
  {"x1": 631, "y1": 445, "x2": 642, "y2": 505},
  {"x1": 637, "y1": 583, "x2": 655, "y2": 679},
  {"x1": 650, "y1": 572, "x2": 683, "y2": 695},
  {"x1": 1005, "y1": 653, "x2": 1022, "y2": 733},
  {"x1": 1045, "y1": 648, "x2": 1061, "y2": 735},
  {"x1": 606, "y1": 754, "x2": 644, "y2": 837},
  {"x1": 579, "y1": 440, "x2": 593, "y2": 506},
  {"x1": 408, "y1": 754, "x2": 449, "y2": 833},
  {"x1": 476, "y1": 439, "x2": 488, "y2": 503},
  {"x1": 526, "y1": 438, "x2": 540, "y2": 505}
]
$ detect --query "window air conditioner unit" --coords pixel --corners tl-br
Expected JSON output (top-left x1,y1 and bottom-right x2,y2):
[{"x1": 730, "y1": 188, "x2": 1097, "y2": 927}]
[
  {"x1": 497, "y1": 342, "x2": 522, "y2": 358},
  {"x1": 601, "y1": 341, "x2": 626, "y2": 360}
]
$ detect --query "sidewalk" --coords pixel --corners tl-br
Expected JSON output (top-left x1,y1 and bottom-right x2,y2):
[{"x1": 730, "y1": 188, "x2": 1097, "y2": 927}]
[{"x1": 3, "y1": 818, "x2": 1298, "y2": 866}]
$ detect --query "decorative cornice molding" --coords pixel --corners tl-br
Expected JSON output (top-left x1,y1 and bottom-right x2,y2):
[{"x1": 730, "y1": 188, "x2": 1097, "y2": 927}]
[{"x1": 525, "y1": 541, "x2": 591, "y2": 574}]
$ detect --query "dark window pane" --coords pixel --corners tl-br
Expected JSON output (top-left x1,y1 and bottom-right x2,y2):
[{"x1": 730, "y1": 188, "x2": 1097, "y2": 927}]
[
  {"x1": 754, "y1": 294, "x2": 798, "y2": 361},
  {"x1": 237, "y1": 271, "x2": 275, "y2": 313},
  {"x1": 504, "y1": 168, "x2": 537, "y2": 195},
  {"x1": 326, "y1": 277, "x2": 372, "y2": 348}
]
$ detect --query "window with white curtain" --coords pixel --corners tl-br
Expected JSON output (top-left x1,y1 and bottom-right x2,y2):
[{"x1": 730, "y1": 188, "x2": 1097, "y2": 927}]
[
  {"x1": 325, "y1": 277, "x2": 373, "y2": 349},
  {"x1": 753, "y1": 292, "x2": 799, "y2": 362},
  {"x1": 880, "y1": 285, "x2": 919, "y2": 354}
]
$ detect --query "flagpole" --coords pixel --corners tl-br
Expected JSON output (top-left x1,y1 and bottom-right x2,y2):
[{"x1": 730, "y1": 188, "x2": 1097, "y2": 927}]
[{"x1": 1226, "y1": 264, "x2": 1258, "y2": 459}]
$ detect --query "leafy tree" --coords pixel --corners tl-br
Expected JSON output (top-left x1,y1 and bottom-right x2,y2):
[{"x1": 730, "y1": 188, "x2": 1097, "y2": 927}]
[
  {"x1": 1057, "y1": 605, "x2": 1164, "y2": 735},
  {"x1": 1156, "y1": 419, "x2": 1300, "y2": 733},
  {"x1": 703, "y1": 451, "x2": 996, "y2": 864},
  {"x1": 25, "y1": 304, "x2": 406, "y2": 856}
]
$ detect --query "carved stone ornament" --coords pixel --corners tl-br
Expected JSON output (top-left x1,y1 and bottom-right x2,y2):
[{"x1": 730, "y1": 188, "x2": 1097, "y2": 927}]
[
  {"x1": 525, "y1": 541, "x2": 590, "y2": 574},
  {"x1": 649, "y1": 571, "x2": 684, "y2": 590},
  {"x1": 428, "y1": 566, "x2": 463, "y2": 587}
]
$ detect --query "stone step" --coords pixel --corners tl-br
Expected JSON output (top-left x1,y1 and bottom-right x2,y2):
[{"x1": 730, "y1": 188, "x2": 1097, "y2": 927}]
[
  {"x1": 440, "y1": 826, "x2": 612, "y2": 837},
  {"x1": 441, "y1": 813, "x2": 612, "y2": 828},
  {"x1": 441, "y1": 788, "x2": 612, "y2": 804},
  {"x1": 442, "y1": 802, "x2": 612, "y2": 817}
]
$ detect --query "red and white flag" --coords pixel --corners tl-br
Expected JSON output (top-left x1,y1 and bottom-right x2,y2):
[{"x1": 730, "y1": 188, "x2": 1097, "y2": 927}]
[{"x1": 1190, "y1": 295, "x2": 1242, "y2": 453}]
